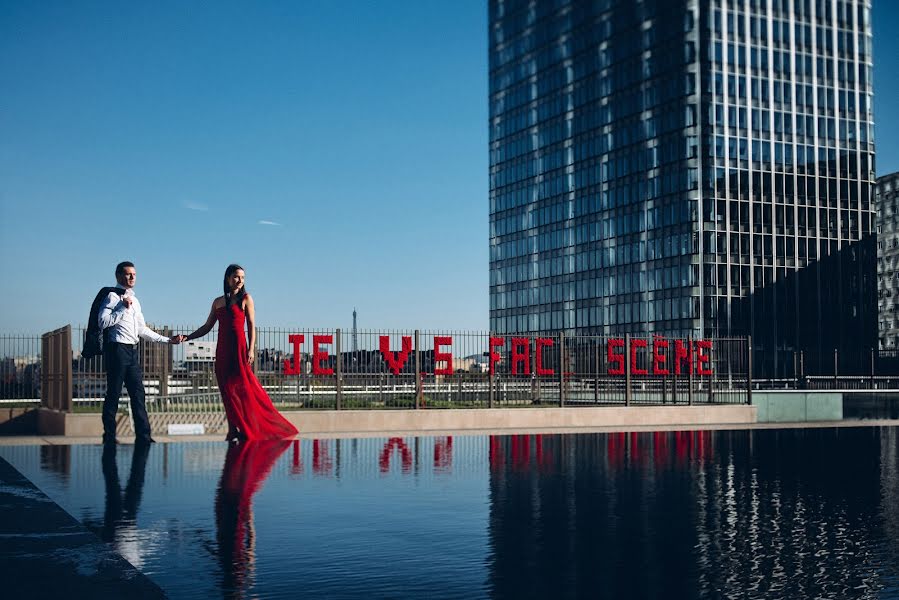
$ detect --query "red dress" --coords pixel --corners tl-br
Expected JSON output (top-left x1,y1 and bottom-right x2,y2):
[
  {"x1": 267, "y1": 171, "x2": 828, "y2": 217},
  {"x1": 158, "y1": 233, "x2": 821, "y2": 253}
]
[{"x1": 215, "y1": 304, "x2": 298, "y2": 440}]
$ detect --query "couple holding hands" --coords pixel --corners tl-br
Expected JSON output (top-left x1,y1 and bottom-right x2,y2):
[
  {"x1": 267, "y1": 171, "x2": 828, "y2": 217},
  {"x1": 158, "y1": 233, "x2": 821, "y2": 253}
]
[{"x1": 99, "y1": 261, "x2": 298, "y2": 445}]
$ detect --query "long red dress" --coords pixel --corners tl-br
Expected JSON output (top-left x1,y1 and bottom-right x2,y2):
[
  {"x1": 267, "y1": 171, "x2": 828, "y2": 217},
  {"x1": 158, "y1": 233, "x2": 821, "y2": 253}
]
[{"x1": 215, "y1": 304, "x2": 298, "y2": 440}]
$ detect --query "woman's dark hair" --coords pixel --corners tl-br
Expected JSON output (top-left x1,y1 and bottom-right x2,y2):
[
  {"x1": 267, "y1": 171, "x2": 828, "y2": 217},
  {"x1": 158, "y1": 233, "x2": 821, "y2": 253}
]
[{"x1": 223, "y1": 264, "x2": 248, "y2": 309}]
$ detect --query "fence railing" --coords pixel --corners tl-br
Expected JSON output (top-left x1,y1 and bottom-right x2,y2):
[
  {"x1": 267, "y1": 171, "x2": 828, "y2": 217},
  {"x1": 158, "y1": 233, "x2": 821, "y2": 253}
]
[{"x1": 7, "y1": 326, "x2": 753, "y2": 413}]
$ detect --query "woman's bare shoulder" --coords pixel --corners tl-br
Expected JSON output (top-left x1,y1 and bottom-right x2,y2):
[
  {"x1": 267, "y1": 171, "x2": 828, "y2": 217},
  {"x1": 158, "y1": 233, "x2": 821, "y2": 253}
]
[{"x1": 212, "y1": 296, "x2": 226, "y2": 309}]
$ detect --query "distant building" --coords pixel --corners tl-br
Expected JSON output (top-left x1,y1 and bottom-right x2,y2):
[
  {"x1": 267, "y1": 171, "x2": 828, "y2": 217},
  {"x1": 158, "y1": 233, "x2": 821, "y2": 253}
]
[
  {"x1": 488, "y1": 0, "x2": 876, "y2": 376},
  {"x1": 877, "y1": 172, "x2": 899, "y2": 349},
  {"x1": 183, "y1": 341, "x2": 215, "y2": 371}
]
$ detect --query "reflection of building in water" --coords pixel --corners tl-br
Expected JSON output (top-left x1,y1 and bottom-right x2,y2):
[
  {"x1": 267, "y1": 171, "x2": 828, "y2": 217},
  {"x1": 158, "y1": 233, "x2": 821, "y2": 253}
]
[
  {"x1": 39, "y1": 445, "x2": 71, "y2": 481},
  {"x1": 487, "y1": 433, "x2": 710, "y2": 598},
  {"x1": 881, "y1": 427, "x2": 899, "y2": 563},
  {"x1": 487, "y1": 430, "x2": 891, "y2": 598}
]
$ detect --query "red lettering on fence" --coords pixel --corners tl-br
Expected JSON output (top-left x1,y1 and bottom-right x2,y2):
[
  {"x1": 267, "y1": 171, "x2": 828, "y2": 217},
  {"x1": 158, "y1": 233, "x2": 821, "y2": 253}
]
[
  {"x1": 535, "y1": 337, "x2": 555, "y2": 376},
  {"x1": 696, "y1": 340, "x2": 713, "y2": 375},
  {"x1": 379, "y1": 336, "x2": 412, "y2": 375},
  {"x1": 433, "y1": 336, "x2": 453, "y2": 375},
  {"x1": 511, "y1": 337, "x2": 531, "y2": 375},
  {"x1": 312, "y1": 335, "x2": 334, "y2": 375},
  {"x1": 674, "y1": 340, "x2": 693, "y2": 375},
  {"x1": 489, "y1": 337, "x2": 504, "y2": 374},
  {"x1": 631, "y1": 339, "x2": 648, "y2": 375},
  {"x1": 281, "y1": 333, "x2": 715, "y2": 377},
  {"x1": 652, "y1": 337, "x2": 669, "y2": 375},
  {"x1": 607, "y1": 338, "x2": 625, "y2": 375},
  {"x1": 284, "y1": 334, "x2": 304, "y2": 375}
]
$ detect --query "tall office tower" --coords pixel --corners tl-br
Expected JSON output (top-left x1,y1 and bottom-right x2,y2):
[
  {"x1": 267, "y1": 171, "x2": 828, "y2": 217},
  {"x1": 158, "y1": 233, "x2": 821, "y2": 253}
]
[
  {"x1": 488, "y1": 0, "x2": 876, "y2": 375},
  {"x1": 877, "y1": 172, "x2": 899, "y2": 349}
]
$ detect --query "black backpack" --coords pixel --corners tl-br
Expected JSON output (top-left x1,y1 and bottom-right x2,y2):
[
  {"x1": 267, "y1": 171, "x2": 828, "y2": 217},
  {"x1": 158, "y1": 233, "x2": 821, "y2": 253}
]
[{"x1": 82, "y1": 287, "x2": 125, "y2": 359}]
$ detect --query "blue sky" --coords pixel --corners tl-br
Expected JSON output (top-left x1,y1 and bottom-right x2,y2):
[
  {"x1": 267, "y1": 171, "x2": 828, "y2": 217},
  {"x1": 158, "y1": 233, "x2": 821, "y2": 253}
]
[{"x1": 1, "y1": 1, "x2": 897, "y2": 333}]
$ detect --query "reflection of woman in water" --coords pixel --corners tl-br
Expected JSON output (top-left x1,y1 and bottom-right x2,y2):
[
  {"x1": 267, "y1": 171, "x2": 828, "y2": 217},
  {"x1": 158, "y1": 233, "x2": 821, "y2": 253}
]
[{"x1": 215, "y1": 440, "x2": 290, "y2": 599}]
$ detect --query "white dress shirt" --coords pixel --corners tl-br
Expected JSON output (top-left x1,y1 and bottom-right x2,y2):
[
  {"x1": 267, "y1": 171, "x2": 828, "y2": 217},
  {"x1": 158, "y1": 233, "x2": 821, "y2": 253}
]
[{"x1": 98, "y1": 286, "x2": 170, "y2": 345}]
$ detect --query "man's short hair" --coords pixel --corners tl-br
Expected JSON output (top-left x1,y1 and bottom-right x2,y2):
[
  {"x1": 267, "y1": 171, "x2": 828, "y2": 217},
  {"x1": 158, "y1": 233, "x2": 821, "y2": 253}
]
[{"x1": 115, "y1": 261, "x2": 135, "y2": 277}]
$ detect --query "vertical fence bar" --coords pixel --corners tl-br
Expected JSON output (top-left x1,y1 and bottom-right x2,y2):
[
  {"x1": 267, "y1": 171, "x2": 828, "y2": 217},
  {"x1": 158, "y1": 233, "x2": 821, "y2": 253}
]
[
  {"x1": 662, "y1": 369, "x2": 668, "y2": 404},
  {"x1": 870, "y1": 348, "x2": 875, "y2": 389},
  {"x1": 488, "y1": 337, "x2": 495, "y2": 408},
  {"x1": 747, "y1": 336, "x2": 753, "y2": 406},
  {"x1": 414, "y1": 330, "x2": 421, "y2": 409},
  {"x1": 159, "y1": 326, "x2": 171, "y2": 398},
  {"x1": 687, "y1": 336, "x2": 694, "y2": 406},
  {"x1": 833, "y1": 348, "x2": 838, "y2": 388},
  {"x1": 799, "y1": 350, "x2": 805, "y2": 389},
  {"x1": 594, "y1": 341, "x2": 600, "y2": 404},
  {"x1": 624, "y1": 334, "x2": 631, "y2": 407},
  {"x1": 558, "y1": 332, "x2": 566, "y2": 407},
  {"x1": 335, "y1": 328, "x2": 342, "y2": 410}
]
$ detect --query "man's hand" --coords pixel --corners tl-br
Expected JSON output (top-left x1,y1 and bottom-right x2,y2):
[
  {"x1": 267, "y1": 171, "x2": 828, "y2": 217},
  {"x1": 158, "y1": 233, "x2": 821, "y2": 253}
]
[
  {"x1": 122, "y1": 297, "x2": 133, "y2": 308},
  {"x1": 169, "y1": 335, "x2": 186, "y2": 345}
]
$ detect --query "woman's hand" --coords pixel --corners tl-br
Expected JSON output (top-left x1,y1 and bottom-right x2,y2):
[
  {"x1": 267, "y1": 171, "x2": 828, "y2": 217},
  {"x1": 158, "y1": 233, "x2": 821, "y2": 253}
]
[{"x1": 247, "y1": 348, "x2": 256, "y2": 366}]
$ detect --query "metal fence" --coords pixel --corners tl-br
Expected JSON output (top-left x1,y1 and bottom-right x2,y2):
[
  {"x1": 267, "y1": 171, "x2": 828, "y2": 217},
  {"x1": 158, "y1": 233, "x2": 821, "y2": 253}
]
[{"x1": 1, "y1": 325, "x2": 753, "y2": 413}]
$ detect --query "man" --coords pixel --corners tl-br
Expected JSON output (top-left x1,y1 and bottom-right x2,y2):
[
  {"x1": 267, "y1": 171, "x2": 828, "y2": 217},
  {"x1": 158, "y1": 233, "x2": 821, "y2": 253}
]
[{"x1": 98, "y1": 261, "x2": 184, "y2": 444}]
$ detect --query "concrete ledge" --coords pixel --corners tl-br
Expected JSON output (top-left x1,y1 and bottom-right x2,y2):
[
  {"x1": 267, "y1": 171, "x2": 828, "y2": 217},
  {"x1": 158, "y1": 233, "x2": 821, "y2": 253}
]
[
  {"x1": 40, "y1": 405, "x2": 757, "y2": 437},
  {"x1": 752, "y1": 391, "x2": 843, "y2": 422},
  {"x1": 285, "y1": 405, "x2": 757, "y2": 434}
]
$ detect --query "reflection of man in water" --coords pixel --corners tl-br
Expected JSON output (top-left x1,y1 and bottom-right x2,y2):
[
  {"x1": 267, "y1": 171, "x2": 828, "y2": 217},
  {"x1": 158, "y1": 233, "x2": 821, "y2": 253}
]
[
  {"x1": 101, "y1": 441, "x2": 151, "y2": 563},
  {"x1": 215, "y1": 441, "x2": 290, "y2": 599}
]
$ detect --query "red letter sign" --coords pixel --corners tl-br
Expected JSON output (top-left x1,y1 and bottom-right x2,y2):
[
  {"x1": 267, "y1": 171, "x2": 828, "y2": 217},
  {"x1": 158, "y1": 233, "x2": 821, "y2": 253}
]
[
  {"x1": 607, "y1": 339, "x2": 625, "y2": 375},
  {"x1": 284, "y1": 334, "x2": 304, "y2": 375},
  {"x1": 312, "y1": 334, "x2": 334, "y2": 375},
  {"x1": 652, "y1": 337, "x2": 669, "y2": 375},
  {"x1": 535, "y1": 338, "x2": 555, "y2": 376},
  {"x1": 511, "y1": 337, "x2": 531, "y2": 375},
  {"x1": 434, "y1": 336, "x2": 453, "y2": 375},
  {"x1": 696, "y1": 340, "x2": 713, "y2": 375},
  {"x1": 674, "y1": 340, "x2": 692, "y2": 375},
  {"x1": 489, "y1": 337, "x2": 504, "y2": 374},
  {"x1": 379, "y1": 336, "x2": 413, "y2": 375},
  {"x1": 631, "y1": 338, "x2": 647, "y2": 375}
]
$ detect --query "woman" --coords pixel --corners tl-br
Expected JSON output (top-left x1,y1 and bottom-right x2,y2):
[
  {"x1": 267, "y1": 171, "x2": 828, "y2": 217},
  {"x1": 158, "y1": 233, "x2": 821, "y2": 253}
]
[{"x1": 185, "y1": 264, "x2": 298, "y2": 441}]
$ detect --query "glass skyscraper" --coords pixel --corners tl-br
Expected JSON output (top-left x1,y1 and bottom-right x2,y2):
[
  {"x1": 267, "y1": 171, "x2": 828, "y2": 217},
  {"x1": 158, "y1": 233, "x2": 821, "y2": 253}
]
[
  {"x1": 488, "y1": 0, "x2": 876, "y2": 375},
  {"x1": 877, "y1": 172, "x2": 899, "y2": 349}
]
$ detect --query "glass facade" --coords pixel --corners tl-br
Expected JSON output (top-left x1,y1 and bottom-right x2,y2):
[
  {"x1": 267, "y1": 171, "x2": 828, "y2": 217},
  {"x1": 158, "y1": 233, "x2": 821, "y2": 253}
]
[
  {"x1": 877, "y1": 172, "x2": 899, "y2": 349},
  {"x1": 489, "y1": 0, "x2": 876, "y2": 375}
]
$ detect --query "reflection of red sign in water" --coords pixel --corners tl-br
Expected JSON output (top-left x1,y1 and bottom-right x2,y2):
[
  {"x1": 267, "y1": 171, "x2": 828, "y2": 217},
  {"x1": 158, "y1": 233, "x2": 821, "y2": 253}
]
[
  {"x1": 312, "y1": 439, "x2": 334, "y2": 476},
  {"x1": 379, "y1": 437, "x2": 412, "y2": 473},
  {"x1": 282, "y1": 335, "x2": 714, "y2": 376},
  {"x1": 433, "y1": 437, "x2": 453, "y2": 472}
]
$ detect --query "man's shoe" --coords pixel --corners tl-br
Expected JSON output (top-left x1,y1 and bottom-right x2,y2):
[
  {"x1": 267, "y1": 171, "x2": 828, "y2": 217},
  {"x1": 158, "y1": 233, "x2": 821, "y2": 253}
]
[
  {"x1": 102, "y1": 436, "x2": 118, "y2": 446},
  {"x1": 136, "y1": 437, "x2": 156, "y2": 444}
]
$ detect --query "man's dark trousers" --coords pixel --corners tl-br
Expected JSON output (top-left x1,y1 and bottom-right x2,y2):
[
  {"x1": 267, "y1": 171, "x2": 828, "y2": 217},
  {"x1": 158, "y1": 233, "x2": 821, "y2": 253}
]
[{"x1": 103, "y1": 342, "x2": 151, "y2": 442}]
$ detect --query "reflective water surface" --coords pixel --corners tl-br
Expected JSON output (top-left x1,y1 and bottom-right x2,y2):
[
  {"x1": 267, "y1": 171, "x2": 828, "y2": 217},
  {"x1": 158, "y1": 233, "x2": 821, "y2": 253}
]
[{"x1": 2, "y1": 428, "x2": 899, "y2": 599}]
